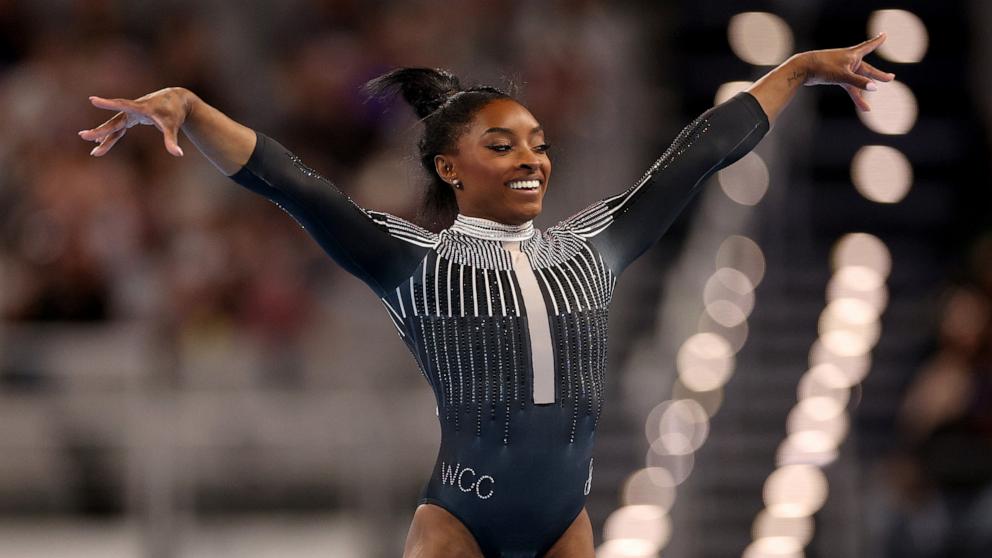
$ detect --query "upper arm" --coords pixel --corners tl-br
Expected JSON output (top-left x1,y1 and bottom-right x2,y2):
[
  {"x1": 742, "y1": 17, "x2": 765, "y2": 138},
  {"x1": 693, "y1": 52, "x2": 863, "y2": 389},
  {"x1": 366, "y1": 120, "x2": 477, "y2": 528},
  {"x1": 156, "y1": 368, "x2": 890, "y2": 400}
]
[
  {"x1": 559, "y1": 92, "x2": 770, "y2": 276},
  {"x1": 229, "y1": 132, "x2": 434, "y2": 293}
]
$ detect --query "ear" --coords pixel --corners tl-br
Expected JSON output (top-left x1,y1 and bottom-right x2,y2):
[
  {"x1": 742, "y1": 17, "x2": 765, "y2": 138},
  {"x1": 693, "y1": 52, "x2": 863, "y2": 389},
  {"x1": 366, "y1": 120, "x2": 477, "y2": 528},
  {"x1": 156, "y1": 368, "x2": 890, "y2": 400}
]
[{"x1": 434, "y1": 154, "x2": 457, "y2": 185}]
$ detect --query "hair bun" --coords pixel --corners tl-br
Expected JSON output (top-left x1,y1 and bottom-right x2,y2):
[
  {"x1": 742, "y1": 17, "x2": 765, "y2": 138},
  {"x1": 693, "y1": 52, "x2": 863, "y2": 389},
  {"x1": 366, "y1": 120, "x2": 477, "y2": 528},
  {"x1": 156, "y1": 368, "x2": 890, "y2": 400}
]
[{"x1": 362, "y1": 67, "x2": 463, "y2": 119}]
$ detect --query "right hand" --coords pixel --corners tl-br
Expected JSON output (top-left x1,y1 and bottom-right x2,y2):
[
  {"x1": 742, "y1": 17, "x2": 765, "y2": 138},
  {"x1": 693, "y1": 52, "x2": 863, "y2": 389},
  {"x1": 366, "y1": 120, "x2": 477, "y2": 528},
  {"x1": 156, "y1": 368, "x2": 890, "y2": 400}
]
[{"x1": 78, "y1": 87, "x2": 190, "y2": 157}]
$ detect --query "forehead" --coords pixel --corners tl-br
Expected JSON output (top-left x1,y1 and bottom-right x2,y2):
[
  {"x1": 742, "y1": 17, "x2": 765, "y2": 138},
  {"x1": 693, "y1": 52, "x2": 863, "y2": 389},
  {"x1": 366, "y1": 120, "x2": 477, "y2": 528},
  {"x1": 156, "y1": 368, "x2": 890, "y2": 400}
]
[{"x1": 469, "y1": 99, "x2": 542, "y2": 134}]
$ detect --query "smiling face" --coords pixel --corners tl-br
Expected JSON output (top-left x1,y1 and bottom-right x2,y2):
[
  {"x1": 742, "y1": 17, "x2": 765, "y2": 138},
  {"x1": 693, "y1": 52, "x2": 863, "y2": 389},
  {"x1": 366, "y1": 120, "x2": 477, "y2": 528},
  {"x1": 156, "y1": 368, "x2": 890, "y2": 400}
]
[{"x1": 434, "y1": 99, "x2": 552, "y2": 226}]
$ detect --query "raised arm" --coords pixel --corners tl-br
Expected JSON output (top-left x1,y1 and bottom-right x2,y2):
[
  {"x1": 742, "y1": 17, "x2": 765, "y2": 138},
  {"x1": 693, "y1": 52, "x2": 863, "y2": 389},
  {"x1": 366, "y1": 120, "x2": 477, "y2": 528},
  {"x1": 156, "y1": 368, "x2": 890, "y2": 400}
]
[
  {"x1": 748, "y1": 32, "x2": 895, "y2": 124},
  {"x1": 79, "y1": 88, "x2": 434, "y2": 294},
  {"x1": 561, "y1": 33, "x2": 895, "y2": 275}
]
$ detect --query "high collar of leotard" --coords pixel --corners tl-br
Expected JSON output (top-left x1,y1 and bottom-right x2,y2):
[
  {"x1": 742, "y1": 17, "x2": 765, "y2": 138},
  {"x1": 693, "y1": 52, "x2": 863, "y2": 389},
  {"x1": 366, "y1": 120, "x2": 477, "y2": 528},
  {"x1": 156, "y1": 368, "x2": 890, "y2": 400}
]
[{"x1": 449, "y1": 213, "x2": 535, "y2": 242}]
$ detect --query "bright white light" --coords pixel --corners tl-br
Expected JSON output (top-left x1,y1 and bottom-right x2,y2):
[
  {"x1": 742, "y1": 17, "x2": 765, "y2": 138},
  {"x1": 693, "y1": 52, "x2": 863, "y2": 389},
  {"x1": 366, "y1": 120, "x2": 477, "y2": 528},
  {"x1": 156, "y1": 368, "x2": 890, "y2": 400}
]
[
  {"x1": 798, "y1": 364, "x2": 852, "y2": 409},
  {"x1": 857, "y1": 80, "x2": 917, "y2": 135},
  {"x1": 869, "y1": 10, "x2": 928, "y2": 63},
  {"x1": 622, "y1": 467, "x2": 677, "y2": 510},
  {"x1": 753, "y1": 509, "x2": 815, "y2": 546},
  {"x1": 704, "y1": 268, "x2": 755, "y2": 316},
  {"x1": 715, "y1": 81, "x2": 754, "y2": 105},
  {"x1": 818, "y1": 298, "x2": 882, "y2": 351},
  {"x1": 827, "y1": 266, "x2": 888, "y2": 313},
  {"x1": 698, "y1": 308, "x2": 750, "y2": 353},
  {"x1": 787, "y1": 401, "x2": 850, "y2": 446},
  {"x1": 604, "y1": 505, "x2": 672, "y2": 551},
  {"x1": 716, "y1": 235, "x2": 766, "y2": 288},
  {"x1": 743, "y1": 536, "x2": 805, "y2": 558},
  {"x1": 763, "y1": 464, "x2": 829, "y2": 518},
  {"x1": 851, "y1": 145, "x2": 913, "y2": 204},
  {"x1": 831, "y1": 233, "x2": 891, "y2": 278},
  {"x1": 719, "y1": 152, "x2": 770, "y2": 206},
  {"x1": 777, "y1": 433, "x2": 840, "y2": 468},
  {"x1": 819, "y1": 329, "x2": 871, "y2": 357},
  {"x1": 671, "y1": 378, "x2": 725, "y2": 417},
  {"x1": 676, "y1": 332, "x2": 735, "y2": 392},
  {"x1": 809, "y1": 339, "x2": 872, "y2": 387},
  {"x1": 645, "y1": 442, "x2": 696, "y2": 485},
  {"x1": 644, "y1": 399, "x2": 710, "y2": 451},
  {"x1": 596, "y1": 538, "x2": 661, "y2": 558},
  {"x1": 706, "y1": 299, "x2": 748, "y2": 328},
  {"x1": 728, "y1": 12, "x2": 794, "y2": 65}
]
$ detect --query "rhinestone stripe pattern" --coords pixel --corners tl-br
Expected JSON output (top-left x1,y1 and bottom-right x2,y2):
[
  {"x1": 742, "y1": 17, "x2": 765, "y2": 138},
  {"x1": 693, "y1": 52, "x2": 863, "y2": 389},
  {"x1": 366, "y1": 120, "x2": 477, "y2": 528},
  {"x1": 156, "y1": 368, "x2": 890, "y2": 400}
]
[
  {"x1": 559, "y1": 115, "x2": 713, "y2": 238},
  {"x1": 377, "y1": 222, "x2": 615, "y2": 446}
]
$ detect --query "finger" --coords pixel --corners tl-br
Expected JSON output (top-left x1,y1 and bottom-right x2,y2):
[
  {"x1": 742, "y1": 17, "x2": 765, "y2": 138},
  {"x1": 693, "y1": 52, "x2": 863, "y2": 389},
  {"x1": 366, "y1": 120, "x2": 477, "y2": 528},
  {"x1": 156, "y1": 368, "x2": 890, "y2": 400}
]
[
  {"x1": 855, "y1": 60, "x2": 895, "y2": 82},
  {"x1": 842, "y1": 84, "x2": 871, "y2": 112},
  {"x1": 89, "y1": 96, "x2": 138, "y2": 112},
  {"x1": 90, "y1": 127, "x2": 127, "y2": 157},
  {"x1": 845, "y1": 72, "x2": 876, "y2": 91},
  {"x1": 79, "y1": 111, "x2": 128, "y2": 141},
  {"x1": 853, "y1": 32, "x2": 886, "y2": 55},
  {"x1": 149, "y1": 114, "x2": 185, "y2": 157}
]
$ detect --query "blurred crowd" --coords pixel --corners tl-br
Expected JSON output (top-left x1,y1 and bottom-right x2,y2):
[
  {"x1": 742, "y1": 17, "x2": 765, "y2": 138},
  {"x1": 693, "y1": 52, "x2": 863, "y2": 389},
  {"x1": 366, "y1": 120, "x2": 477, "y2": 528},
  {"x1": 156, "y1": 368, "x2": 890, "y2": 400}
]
[
  {"x1": 877, "y1": 233, "x2": 992, "y2": 557},
  {"x1": 0, "y1": 0, "x2": 614, "y2": 368}
]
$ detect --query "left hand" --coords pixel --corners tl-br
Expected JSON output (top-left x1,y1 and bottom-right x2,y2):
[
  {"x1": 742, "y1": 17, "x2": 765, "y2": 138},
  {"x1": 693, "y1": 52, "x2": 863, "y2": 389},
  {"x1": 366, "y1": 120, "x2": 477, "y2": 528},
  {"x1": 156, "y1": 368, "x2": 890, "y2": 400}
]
[{"x1": 800, "y1": 32, "x2": 896, "y2": 111}]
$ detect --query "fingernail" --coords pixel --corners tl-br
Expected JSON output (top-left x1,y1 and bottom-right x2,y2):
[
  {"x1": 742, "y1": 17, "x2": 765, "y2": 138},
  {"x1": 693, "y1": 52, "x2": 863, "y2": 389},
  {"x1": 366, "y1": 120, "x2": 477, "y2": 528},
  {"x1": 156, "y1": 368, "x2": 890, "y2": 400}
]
[
  {"x1": 177, "y1": 147, "x2": 184, "y2": 157},
  {"x1": 90, "y1": 147, "x2": 98, "y2": 156},
  {"x1": 866, "y1": 82, "x2": 878, "y2": 91}
]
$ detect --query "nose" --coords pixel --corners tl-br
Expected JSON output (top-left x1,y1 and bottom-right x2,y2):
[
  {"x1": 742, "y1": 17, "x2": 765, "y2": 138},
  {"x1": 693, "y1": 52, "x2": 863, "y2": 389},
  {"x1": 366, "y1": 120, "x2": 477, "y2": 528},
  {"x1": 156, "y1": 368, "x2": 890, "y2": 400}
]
[{"x1": 519, "y1": 157, "x2": 541, "y2": 171}]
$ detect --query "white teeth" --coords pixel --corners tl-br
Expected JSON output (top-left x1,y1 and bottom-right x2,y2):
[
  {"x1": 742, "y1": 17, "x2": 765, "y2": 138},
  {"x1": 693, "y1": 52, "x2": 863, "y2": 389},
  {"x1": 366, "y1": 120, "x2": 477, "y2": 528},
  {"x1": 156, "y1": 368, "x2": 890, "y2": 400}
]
[{"x1": 507, "y1": 180, "x2": 540, "y2": 190}]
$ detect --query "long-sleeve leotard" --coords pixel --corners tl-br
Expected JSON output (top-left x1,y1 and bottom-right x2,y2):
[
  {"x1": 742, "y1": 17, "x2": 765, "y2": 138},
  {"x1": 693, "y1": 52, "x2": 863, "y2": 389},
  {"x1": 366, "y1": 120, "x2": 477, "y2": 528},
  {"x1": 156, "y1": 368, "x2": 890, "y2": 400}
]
[{"x1": 229, "y1": 91, "x2": 769, "y2": 558}]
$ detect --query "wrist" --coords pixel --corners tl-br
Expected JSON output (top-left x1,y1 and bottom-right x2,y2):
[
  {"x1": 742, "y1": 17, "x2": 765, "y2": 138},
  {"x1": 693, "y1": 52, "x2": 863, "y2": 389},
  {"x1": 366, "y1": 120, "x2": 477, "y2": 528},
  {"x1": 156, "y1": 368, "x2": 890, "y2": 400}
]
[
  {"x1": 175, "y1": 87, "x2": 200, "y2": 128},
  {"x1": 787, "y1": 52, "x2": 816, "y2": 85}
]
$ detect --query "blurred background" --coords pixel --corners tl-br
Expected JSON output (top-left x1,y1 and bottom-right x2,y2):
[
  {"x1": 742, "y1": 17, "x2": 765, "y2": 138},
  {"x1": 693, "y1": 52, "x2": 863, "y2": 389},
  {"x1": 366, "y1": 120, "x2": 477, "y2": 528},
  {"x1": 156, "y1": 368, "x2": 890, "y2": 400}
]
[{"x1": 0, "y1": 0, "x2": 988, "y2": 556}]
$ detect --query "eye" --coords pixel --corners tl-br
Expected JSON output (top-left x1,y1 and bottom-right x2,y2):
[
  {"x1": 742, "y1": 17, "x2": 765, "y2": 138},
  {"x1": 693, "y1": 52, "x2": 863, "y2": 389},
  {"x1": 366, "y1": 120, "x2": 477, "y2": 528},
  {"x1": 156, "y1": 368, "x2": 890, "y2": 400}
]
[
  {"x1": 487, "y1": 145, "x2": 512, "y2": 152},
  {"x1": 535, "y1": 143, "x2": 552, "y2": 153}
]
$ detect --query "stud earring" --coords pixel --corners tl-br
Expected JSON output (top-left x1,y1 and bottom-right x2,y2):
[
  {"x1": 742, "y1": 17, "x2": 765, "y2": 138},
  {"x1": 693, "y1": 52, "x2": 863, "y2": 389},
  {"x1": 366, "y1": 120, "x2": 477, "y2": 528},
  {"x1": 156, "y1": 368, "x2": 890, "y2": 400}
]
[{"x1": 452, "y1": 179, "x2": 463, "y2": 190}]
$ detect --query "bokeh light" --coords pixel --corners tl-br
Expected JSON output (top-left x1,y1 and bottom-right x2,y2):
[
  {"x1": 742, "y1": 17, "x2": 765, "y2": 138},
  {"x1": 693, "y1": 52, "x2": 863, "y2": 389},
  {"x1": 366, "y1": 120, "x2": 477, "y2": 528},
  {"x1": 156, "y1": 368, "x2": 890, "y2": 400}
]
[
  {"x1": 728, "y1": 12, "x2": 794, "y2": 65},
  {"x1": 676, "y1": 332, "x2": 735, "y2": 391},
  {"x1": 603, "y1": 505, "x2": 672, "y2": 552},
  {"x1": 715, "y1": 81, "x2": 754, "y2": 105},
  {"x1": 716, "y1": 235, "x2": 766, "y2": 287},
  {"x1": 753, "y1": 509, "x2": 815, "y2": 546},
  {"x1": 809, "y1": 339, "x2": 872, "y2": 387},
  {"x1": 596, "y1": 538, "x2": 660, "y2": 558},
  {"x1": 777, "y1": 432, "x2": 840, "y2": 468},
  {"x1": 826, "y1": 266, "x2": 889, "y2": 312},
  {"x1": 698, "y1": 308, "x2": 750, "y2": 353},
  {"x1": 762, "y1": 465, "x2": 829, "y2": 518},
  {"x1": 742, "y1": 537, "x2": 806, "y2": 558},
  {"x1": 831, "y1": 233, "x2": 892, "y2": 278},
  {"x1": 856, "y1": 80, "x2": 917, "y2": 135},
  {"x1": 704, "y1": 268, "x2": 755, "y2": 317},
  {"x1": 851, "y1": 145, "x2": 913, "y2": 203},
  {"x1": 622, "y1": 468, "x2": 677, "y2": 510},
  {"x1": 645, "y1": 442, "x2": 696, "y2": 485},
  {"x1": 671, "y1": 378, "x2": 725, "y2": 417},
  {"x1": 869, "y1": 10, "x2": 928, "y2": 63},
  {"x1": 718, "y1": 152, "x2": 770, "y2": 206},
  {"x1": 818, "y1": 298, "x2": 882, "y2": 351}
]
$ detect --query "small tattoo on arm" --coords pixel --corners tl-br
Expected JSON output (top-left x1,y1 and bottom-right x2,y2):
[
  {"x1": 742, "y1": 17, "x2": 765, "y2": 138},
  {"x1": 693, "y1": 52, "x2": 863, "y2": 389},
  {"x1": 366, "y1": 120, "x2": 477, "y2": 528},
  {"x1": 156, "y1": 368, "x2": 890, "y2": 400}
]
[{"x1": 786, "y1": 70, "x2": 808, "y2": 86}]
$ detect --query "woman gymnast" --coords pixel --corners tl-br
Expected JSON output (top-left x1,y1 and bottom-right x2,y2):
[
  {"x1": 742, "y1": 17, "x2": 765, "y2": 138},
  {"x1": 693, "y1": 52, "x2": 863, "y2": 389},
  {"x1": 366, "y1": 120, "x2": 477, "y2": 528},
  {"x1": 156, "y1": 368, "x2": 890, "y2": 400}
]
[{"x1": 79, "y1": 33, "x2": 892, "y2": 558}]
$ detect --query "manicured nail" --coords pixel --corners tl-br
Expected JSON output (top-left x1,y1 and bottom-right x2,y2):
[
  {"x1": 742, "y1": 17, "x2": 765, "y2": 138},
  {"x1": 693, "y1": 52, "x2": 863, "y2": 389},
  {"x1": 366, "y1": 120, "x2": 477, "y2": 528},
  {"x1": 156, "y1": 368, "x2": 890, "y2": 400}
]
[
  {"x1": 90, "y1": 147, "x2": 98, "y2": 156},
  {"x1": 866, "y1": 82, "x2": 878, "y2": 91},
  {"x1": 177, "y1": 146, "x2": 184, "y2": 156}
]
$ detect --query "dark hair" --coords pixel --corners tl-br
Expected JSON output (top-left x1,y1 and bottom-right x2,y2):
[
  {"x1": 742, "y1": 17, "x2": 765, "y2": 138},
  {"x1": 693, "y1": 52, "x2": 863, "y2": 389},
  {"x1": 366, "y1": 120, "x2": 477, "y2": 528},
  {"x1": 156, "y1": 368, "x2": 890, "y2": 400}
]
[{"x1": 362, "y1": 67, "x2": 515, "y2": 231}]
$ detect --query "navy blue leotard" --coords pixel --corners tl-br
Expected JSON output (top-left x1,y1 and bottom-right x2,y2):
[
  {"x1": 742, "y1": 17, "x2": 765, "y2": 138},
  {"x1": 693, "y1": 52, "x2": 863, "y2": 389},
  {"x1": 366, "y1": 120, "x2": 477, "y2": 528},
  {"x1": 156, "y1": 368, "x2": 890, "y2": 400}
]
[{"x1": 230, "y1": 91, "x2": 769, "y2": 557}]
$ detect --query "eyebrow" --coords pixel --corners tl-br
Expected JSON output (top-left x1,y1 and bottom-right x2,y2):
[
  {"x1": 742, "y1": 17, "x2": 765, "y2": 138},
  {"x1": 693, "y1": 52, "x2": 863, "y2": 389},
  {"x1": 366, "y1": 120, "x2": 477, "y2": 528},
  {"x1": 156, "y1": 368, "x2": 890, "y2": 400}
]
[{"x1": 482, "y1": 126, "x2": 544, "y2": 136}]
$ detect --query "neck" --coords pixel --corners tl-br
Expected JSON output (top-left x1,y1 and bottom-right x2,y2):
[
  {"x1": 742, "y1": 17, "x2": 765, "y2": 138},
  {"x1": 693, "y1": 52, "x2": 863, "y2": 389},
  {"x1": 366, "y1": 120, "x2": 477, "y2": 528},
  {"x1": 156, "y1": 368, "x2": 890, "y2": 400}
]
[{"x1": 450, "y1": 213, "x2": 535, "y2": 241}]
